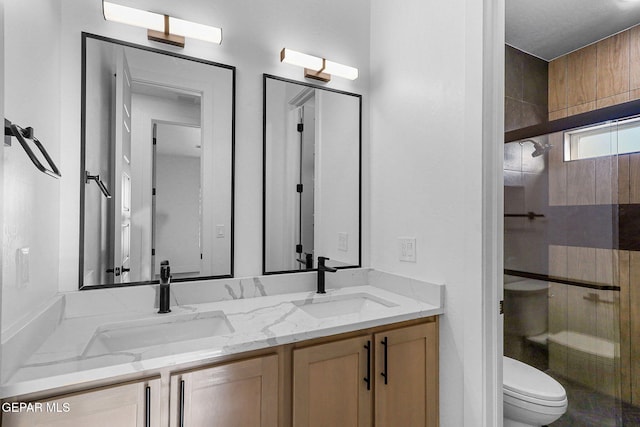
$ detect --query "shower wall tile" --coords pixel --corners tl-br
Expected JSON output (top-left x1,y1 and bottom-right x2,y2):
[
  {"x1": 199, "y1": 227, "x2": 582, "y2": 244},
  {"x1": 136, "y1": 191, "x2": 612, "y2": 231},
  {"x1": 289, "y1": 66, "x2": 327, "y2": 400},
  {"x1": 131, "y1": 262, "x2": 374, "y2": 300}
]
[
  {"x1": 505, "y1": 45, "x2": 548, "y2": 131},
  {"x1": 505, "y1": 96, "x2": 523, "y2": 132},
  {"x1": 567, "y1": 246, "x2": 596, "y2": 283},
  {"x1": 549, "y1": 109, "x2": 568, "y2": 121},
  {"x1": 504, "y1": 141, "x2": 523, "y2": 172},
  {"x1": 595, "y1": 248, "x2": 615, "y2": 287},
  {"x1": 595, "y1": 156, "x2": 617, "y2": 205},
  {"x1": 503, "y1": 170, "x2": 523, "y2": 187},
  {"x1": 523, "y1": 53, "x2": 549, "y2": 106},
  {"x1": 548, "y1": 56, "x2": 568, "y2": 112},
  {"x1": 619, "y1": 250, "x2": 632, "y2": 402},
  {"x1": 567, "y1": 45, "x2": 597, "y2": 108},
  {"x1": 550, "y1": 27, "x2": 640, "y2": 118},
  {"x1": 523, "y1": 172, "x2": 548, "y2": 214},
  {"x1": 505, "y1": 46, "x2": 524, "y2": 99},
  {"x1": 630, "y1": 25, "x2": 640, "y2": 91},
  {"x1": 567, "y1": 286, "x2": 597, "y2": 336},
  {"x1": 548, "y1": 132, "x2": 567, "y2": 206},
  {"x1": 567, "y1": 101, "x2": 596, "y2": 116},
  {"x1": 504, "y1": 185, "x2": 525, "y2": 212},
  {"x1": 548, "y1": 282, "x2": 567, "y2": 334},
  {"x1": 629, "y1": 153, "x2": 640, "y2": 203},
  {"x1": 594, "y1": 289, "x2": 617, "y2": 343},
  {"x1": 549, "y1": 245, "x2": 568, "y2": 278},
  {"x1": 521, "y1": 102, "x2": 548, "y2": 128},
  {"x1": 619, "y1": 205, "x2": 640, "y2": 251},
  {"x1": 619, "y1": 154, "x2": 630, "y2": 204},
  {"x1": 596, "y1": 31, "x2": 630, "y2": 99},
  {"x1": 596, "y1": 92, "x2": 630, "y2": 110},
  {"x1": 567, "y1": 159, "x2": 596, "y2": 205},
  {"x1": 628, "y1": 251, "x2": 640, "y2": 404}
]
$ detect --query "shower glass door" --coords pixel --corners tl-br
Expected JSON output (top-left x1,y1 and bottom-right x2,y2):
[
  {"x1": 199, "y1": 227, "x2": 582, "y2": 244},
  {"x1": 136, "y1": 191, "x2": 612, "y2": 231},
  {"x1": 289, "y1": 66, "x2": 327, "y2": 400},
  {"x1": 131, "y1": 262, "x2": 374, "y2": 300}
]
[{"x1": 503, "y1": 118, "x2": 640, "y2": 425}]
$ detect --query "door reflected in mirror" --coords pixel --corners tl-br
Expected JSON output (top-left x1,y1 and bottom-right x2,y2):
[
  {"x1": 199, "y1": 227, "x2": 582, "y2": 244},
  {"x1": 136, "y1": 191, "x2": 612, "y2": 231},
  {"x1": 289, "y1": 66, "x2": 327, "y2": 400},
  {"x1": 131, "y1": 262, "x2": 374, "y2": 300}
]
[
  {"x1": 81, "y1": 34, "x2": 234, "y2": 288},
  {"x1": 263, "y1": 75, "x2": 361, "y2": 274}
]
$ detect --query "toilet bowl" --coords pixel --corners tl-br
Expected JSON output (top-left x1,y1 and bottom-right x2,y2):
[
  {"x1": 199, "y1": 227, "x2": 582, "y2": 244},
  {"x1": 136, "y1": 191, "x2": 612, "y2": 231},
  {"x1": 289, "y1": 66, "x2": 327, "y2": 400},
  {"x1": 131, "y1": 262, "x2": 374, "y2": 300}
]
[{"x1": 503, "y1": 357, "x2": 567, "y2": 427}]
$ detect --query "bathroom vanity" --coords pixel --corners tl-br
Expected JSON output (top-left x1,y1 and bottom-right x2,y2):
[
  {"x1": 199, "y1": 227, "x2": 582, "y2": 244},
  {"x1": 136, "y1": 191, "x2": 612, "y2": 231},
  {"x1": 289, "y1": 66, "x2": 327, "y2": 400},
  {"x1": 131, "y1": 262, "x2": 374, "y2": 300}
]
[{"x1": 0, "y1": 269, "x2": 443, "y2": 426}]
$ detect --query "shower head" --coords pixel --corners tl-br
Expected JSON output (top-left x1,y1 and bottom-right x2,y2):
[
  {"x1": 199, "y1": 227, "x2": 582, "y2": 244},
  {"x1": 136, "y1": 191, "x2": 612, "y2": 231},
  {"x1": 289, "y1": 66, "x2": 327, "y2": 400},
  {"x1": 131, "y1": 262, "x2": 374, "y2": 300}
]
[{"x1": 522, "y1": 139, "x2": 553, "y2": 158}]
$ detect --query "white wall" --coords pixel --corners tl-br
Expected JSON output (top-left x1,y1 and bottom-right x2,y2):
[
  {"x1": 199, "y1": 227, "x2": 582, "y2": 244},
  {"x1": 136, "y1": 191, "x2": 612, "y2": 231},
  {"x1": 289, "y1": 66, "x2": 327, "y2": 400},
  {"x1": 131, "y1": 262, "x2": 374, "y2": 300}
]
[
  {"x1": 2, "y1": 0, "x2": 61, "y2": 332},
  {"x1": 83, "y1": 42, "x2": 116, "y2": 286},
  {"x1": 264, "y1": 79, "x2": 294, "y2": 271},
  {"x1": 0, "y1": 0, "x2": 5, "y2": 378},
  {"x1": 370, "y1": 0, "x2": 502, "y2": 425},
  {"x1": 315, "y1": 90, "x2": 360, "y2": 266},
  {"x1": 129, "y1": 93, "x2": 201, "y2": 282},
  {"x1": 155, "y1": 153, "x2": 201, "y2": 275},
  {"x1": 58, "y1": 0, "x2": 371, "y2": 289}
]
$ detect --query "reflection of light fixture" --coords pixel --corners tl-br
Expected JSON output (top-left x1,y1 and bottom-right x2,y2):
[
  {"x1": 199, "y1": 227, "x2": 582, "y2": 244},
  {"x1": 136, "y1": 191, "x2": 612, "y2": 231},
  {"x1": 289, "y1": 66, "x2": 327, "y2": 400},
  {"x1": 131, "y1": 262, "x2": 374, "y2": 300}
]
[
  {"x1": 102, "y1": 1, "x2": 222, "y2": 48},
  {"x1": 280, "y1": 48, "x2": 358, "y2": 82}
]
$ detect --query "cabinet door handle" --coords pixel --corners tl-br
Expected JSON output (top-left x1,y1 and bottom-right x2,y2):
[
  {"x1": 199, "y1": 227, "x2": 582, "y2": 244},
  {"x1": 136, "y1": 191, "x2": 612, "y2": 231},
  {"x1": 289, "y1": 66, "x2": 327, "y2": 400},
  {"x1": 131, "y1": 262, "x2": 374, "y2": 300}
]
[
  {"x1": 145, "y1": 386, "x2": 151, "y2": 427},
  {"x1": 364, "y1": 340, "x2": 371, "y2": 391},
  {"x1": 179, "y1": 379, "x2": 185, "y2": 427},
  {"x1": 381, "y1": 336, "x2": 388, "y2": 385}
]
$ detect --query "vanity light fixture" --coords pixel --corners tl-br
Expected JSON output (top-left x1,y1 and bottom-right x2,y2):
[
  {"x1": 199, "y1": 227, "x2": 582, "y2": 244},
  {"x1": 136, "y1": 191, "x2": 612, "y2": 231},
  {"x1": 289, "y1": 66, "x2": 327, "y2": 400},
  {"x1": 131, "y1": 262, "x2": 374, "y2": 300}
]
[
  {"x1": 102, "y1": 1, "x2": 222, "y2": 48},
  {"x1": 280, "y1": 48, "x2": 358, "y2": 82}
]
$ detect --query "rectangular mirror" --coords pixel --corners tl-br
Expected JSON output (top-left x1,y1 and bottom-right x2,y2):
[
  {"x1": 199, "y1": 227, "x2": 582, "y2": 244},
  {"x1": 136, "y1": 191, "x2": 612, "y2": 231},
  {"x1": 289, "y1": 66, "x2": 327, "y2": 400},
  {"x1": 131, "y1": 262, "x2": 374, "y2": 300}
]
[
  {"x1": 80, "y1": 33, "x2": 235, "y2": 288},
  {"x1": 263, "y1": 74, "x2": 361, "y2": 273}
]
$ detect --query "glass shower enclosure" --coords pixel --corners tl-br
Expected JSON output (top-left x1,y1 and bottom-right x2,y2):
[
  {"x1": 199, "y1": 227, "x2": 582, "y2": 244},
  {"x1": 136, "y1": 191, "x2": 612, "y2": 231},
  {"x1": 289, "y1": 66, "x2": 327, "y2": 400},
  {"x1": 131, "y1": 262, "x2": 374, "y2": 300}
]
[{"x1": 504, "y1": 113, "x2": 640, "y2": 426}]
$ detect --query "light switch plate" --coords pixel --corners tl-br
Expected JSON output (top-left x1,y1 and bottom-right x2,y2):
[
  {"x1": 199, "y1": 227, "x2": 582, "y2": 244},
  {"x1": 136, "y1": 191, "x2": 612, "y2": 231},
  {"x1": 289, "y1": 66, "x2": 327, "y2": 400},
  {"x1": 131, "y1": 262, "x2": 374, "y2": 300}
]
[
  {"x1": 216, "y1": 224, "x2": 225, "y2": 238},
  {"x1": 398, "y1": 237, "x2": 416, "y2": 262},
  {"x1": 338, "y1": 232, "x2": 348, "y2": 251}
]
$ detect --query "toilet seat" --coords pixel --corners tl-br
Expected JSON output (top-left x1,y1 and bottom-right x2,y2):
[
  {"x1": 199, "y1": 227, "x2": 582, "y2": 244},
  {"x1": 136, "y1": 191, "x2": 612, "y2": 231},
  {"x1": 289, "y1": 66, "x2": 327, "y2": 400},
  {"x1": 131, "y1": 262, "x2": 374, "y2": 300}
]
[
  {"x1": 503, "y1": 357, "x2": 567, "y2": 407},
  {"x1": 504, "y1": 387, "x2": 568, "y2": 408}
]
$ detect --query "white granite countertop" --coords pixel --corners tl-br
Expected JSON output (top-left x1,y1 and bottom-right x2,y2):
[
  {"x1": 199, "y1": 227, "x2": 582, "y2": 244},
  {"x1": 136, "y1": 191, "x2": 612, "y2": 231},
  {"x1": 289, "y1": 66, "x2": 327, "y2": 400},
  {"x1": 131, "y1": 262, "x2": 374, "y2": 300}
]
[{"x1": 0, "y1": 269, "x2": 443, "y2": 398}]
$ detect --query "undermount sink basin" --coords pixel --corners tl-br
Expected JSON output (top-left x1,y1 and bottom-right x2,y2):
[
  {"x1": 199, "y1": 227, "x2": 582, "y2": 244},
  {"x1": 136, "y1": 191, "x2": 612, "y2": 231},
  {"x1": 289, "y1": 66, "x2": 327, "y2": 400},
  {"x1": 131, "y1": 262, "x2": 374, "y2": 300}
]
[
  {"x1": 83, "y1": 310, "x2": 233, "y2": 356},
  {"x1": 293, "y1": 293, "x2": 398, "y2": 319}
]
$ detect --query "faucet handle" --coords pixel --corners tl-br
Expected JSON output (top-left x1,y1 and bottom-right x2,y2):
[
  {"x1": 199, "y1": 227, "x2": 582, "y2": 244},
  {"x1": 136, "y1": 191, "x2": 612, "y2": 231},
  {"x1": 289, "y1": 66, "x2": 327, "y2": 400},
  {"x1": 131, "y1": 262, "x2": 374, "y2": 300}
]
[
  {"x1": 318, "y1": 256, "x2": 337, "y2": 272},
  {"x1": 160, "y1": 260, "x2": 171, "y2": 282}
]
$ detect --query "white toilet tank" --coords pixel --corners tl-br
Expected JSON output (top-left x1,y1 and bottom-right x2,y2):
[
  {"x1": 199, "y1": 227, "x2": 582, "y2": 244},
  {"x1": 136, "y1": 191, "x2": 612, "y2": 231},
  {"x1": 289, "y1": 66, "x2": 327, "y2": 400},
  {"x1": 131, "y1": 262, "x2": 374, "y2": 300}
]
[{"x1": 504, "y1": 277, "x2": 548, "y2": 337}]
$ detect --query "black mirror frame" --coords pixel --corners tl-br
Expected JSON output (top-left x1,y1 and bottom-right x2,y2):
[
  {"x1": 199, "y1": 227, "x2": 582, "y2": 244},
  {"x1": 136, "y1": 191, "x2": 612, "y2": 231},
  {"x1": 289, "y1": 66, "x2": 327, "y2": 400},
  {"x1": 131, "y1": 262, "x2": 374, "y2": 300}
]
[
  {"x1": 79, "y1": 32, "x2": 236, "y2": 290},
  {"x1": 261, "y1": 73, "x2": 362, "y2": 275}
]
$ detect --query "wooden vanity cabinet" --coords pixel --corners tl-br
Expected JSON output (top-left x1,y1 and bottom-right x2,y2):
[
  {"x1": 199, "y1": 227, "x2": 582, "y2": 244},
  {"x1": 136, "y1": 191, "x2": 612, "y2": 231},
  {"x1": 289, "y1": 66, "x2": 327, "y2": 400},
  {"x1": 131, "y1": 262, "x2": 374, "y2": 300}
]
[
  {"x1": 1, "y1": 377, "x2": 161, "y2": 427},
  {"x1": 169, "y1": 354, "x2": 279, "y2": 427},
  {"x1": 1, "y1": 317, "x2": 438, "y2": 427},
  {"x1": 292, "y1": 319, "x2": 438, "y2": 427},
  {"x1": 374, "y1": 322, "x2": 438, "y2": 427},
  {"x1": 292, "y1": 335, "x2": 372, "y2": 427}
]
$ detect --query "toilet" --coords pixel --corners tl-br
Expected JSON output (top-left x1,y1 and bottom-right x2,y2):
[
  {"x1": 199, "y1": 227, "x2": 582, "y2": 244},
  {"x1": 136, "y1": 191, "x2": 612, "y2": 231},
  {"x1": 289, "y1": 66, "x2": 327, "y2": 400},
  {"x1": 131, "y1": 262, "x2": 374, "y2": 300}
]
[{"x1": 503, "y1": 357, "x2": 568, "y2": 427}]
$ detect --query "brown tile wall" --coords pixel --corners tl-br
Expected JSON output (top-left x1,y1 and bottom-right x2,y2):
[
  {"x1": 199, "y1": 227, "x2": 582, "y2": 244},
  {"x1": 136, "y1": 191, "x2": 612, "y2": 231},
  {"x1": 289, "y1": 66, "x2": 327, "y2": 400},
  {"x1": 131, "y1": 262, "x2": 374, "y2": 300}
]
[
  {"x1": 549, "y1": 26, "x2": 640, "y2": 120},
  {"x1": 505, "y1": 46, "x2": 548, "y2": 132}
]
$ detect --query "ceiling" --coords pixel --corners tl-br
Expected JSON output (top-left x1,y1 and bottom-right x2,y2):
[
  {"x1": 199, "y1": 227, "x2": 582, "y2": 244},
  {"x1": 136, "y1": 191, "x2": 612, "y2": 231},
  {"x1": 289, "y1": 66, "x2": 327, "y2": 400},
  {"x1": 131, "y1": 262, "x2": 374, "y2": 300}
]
[{"x1": 506, "y1": 0, "x2": 640, "y2": 61}]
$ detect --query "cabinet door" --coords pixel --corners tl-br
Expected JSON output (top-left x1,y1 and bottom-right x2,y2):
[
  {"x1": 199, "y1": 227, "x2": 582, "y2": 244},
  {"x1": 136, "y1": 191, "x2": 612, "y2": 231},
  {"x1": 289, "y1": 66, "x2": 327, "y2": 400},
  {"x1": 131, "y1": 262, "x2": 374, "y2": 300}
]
[
  {"x1": 374, "y1": 321, "x2": 438, "y2": 427},
  {"x1": 2, "y1": 377, "x2": 161, "y2": 427},
  {"x1": 293, "y1": 335, "x2": 372, "y2": 427},
  {"x1": 171, "y1": 354, "x2": 278, "y2": 427}
]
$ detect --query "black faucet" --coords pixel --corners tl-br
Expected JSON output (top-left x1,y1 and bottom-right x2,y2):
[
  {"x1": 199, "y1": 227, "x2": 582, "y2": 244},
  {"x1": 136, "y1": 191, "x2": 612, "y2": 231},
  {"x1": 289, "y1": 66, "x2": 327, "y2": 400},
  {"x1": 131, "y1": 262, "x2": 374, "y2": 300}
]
[
  {"x1": 158, "y1": 260, "x2": 171, "y2": 314},
  {"x1": 317, "y1": 256, "x2": 337, "y2": 294}
]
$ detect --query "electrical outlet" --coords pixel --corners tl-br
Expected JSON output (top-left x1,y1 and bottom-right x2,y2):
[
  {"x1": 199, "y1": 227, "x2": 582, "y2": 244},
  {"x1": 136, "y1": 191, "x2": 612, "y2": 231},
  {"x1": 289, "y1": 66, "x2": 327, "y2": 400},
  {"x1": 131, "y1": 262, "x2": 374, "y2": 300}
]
[
  {"x1": 398, "y1": 237, "x2": 416, "y2": 262},
  {"x1": 338, "y1": 232, "x2": 348, "y2": 251},
  {"x1": 216, "y1": 224, "x2": 225, "y2": 238},
  {"x1": 17, "y1": 247, "x2": 29, "y2": 288}
]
